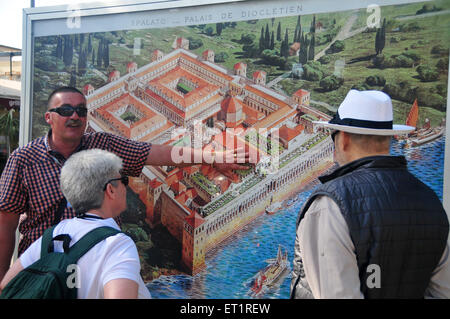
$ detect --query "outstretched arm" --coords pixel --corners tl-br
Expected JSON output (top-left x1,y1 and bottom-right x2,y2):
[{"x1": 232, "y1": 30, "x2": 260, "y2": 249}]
[{"x1": 145, "y1": 144, "x2": 254, "y2": 171}]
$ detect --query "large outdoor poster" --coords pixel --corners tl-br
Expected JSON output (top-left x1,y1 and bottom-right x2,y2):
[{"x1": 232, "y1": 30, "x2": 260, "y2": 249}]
[{"x1": 28, "y1": 0, "x2": 449, "y2": 298}]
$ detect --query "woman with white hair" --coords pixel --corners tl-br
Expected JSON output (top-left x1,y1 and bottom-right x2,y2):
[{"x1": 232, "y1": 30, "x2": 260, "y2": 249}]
[{"x1": 0, "y1": 149, "x2": 151, "y2": 299}]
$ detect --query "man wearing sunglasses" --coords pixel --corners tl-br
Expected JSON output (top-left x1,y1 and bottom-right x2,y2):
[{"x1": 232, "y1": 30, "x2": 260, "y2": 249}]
[
  {"x1": 0, "y1": 86, "x2": 252, "y2": 283},
  {"x1": 1, "y1": 149, "x2": 151, "y2": 298}
]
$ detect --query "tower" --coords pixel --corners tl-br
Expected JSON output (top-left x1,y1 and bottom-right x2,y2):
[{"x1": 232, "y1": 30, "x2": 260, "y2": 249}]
[{"x1": 181, "y1": 211, "x2": 206, "y2": 275}]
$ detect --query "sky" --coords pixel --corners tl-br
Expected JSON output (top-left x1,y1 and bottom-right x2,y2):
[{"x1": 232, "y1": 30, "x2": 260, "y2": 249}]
[{"x1": 0, "y1": 0, "x2": 96, "y2": 49}]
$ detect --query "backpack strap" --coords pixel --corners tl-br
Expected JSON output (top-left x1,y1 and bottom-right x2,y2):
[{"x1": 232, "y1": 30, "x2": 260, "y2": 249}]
[
  {"x1": 66, "y1": 226, "x2": 122, "y2": 263},
  {"x1": 41, "y1": 225, "x2": 57, "y2": 259}
]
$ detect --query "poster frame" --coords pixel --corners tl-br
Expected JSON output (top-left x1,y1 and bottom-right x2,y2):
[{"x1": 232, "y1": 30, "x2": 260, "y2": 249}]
[{"x1": 19, "y1": 0, "x2": 450, "y2": 295}]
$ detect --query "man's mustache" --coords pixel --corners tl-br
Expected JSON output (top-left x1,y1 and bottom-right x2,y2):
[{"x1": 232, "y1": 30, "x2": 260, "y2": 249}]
[{"x1": 65, "y1": 119, "x2": 83, "y2": 127}]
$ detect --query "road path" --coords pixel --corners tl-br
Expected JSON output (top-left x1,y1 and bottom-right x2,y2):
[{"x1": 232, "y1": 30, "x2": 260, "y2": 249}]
[
  {"x1": 314, "y1": 11, "x2": 367, "y2": 61},
  {"x1": 267, "y1": 11, "x2": 367, "y2": 88}
]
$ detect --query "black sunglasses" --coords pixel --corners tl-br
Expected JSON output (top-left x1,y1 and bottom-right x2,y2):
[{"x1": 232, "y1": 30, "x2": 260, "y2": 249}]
[
  {"x1": 49, "y1": 104, "x2": 88, "y2": 117},
  {"x1": 103, "y1": 175, "x2": 129, "y2": 191}
]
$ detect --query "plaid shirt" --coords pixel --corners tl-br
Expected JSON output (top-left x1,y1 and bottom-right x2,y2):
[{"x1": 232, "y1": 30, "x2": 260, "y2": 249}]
[{"x1": 0, "y1": 131, "x2": 152, "y2": 255}]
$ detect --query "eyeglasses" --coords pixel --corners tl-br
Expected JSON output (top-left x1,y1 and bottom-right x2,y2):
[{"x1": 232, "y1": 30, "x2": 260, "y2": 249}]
[
  {"x1": 103, "y1": 175, "x2": 129, "y2": 191},
  {"x1": 331, "y1": 130, "x2": 339, "y2": 143},
  {"x1": 48, "y1": 104, "x2": 88, "y2": 117}
]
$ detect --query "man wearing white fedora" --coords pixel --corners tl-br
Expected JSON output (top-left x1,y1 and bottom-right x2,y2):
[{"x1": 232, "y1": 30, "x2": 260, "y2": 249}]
[{"x1": 290, "y1": 89, "x2": 449, "y2": 299}]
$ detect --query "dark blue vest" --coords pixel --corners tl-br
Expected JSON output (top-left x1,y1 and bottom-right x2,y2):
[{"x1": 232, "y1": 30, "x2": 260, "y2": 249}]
[{"x1": 296, "y1": 156, "x2": 449, "y2": 298}]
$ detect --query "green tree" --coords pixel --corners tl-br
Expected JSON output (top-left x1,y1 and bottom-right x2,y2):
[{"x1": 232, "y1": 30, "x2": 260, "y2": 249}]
[
  {"x1": 259, "y1": 27, "x2": 265, "y2": 53},
  {"x1": 103, "y1": 40, "x2": 110, "y2": 69},
  {"x1": 55, "y1": 36, "x2": 63, "y2": 59},
  {"x1": 216, "y1": 23, "x2": 223, "y2": 36},
  {"x1": 265, "y1": 24, "x2": 271, "y2": 49},
  {"x1": 87, "y1": 34, "x2": 93, "y2": 54},
  {"x1": 310, "y1": 15, "x2": 316, "y2": 33},
  {"x1": 282, "y1": 28, "x2": 289, "y2": 58},
  {"x1": 63, "y1": 35, "x2": 74, "y2": 67},
  {"x1": 319, "y1": 74, "x2": 344, "y2": 91},
  {"x1": 299, "y1": 34, "x2": 308, "y2": 64},
  {"x1": 375, "y1": 18, "x2": 386, "y2": 55},
  {"x1": 0, "y1": 109, "x2": 19, "y2": 158},
  {"x1": 308, "y1": 35, "x2": 315, "y2": 61},
  {"x1": 270, "y1": 31, "x2": 275, "y2": 50},
  {"x1": 97, "y1": 39, "x2": 103, "y2": 68},
  {"x1": 78, "y1": 48, "x2": 87, "y2": 76},
  {"x1": 276, "y1": 22, "x2": 281, "y2": 41},
  {"x1": 296, "y1": 16, "x2": 301, "y2": 32},
  {"x1": 92, "y1": 48, "x2": 95, "y2": 66}
]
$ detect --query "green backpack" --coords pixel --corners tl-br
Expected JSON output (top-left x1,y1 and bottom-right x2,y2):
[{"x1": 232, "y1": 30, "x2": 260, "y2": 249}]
[{"x1": 0, "y1": 226, "x2": 120, "y2": 299}]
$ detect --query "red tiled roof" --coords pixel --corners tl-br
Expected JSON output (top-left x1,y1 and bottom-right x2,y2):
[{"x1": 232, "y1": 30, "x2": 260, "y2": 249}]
[
  {"x1": 185, "y1": 211, "x2": 205, "y2": 228},
  {"x1": 149, "y1": 178, "x2": 163, "y2": 188},
  {"x1": 278, "y1": 124, "x2": 304, "y2": 142},
  {"x1": 293, "y1": 89, "x2": 310, "y2": 97},
  {"x1": 221, "y1": 96, "x2": 243, "y2": 114},
  {"x1": 234, "y1": 62, "x2": 246, "y2": 70}
]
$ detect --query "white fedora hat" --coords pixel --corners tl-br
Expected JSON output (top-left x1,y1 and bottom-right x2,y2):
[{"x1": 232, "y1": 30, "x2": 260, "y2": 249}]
[{"x1": 313, "y1": 90, "x2": 415, "y2": 135}]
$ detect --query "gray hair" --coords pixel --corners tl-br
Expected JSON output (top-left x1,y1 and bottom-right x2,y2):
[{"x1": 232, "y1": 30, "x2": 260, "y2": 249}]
[{"x1": 60, "y1": 149, "x2": 123, "y2": 214}]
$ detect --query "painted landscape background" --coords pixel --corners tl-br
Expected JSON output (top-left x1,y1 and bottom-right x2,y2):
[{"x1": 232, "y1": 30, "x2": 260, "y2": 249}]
[{"x1": 30, "y1": 0, "x2": 449, "y2": 298}]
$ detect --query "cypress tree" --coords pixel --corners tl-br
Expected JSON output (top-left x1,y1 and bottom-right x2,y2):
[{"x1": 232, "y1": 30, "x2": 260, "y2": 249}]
[
  {"x1": 259, "y1": 26, "x2": 265, "y2": 52},
  {"x1": 297, "y1": 23, "x2": 302, "y2": 42},
  {"x1": 63, "y1": 35, "x2": 74, "y2": 67},
  {"x1": 97, "y1": 39, "x2": 103, "y2": 68},
  {"x1": 375, "y1": 28, "x2": 381, "y2": 55},
  {"x1": 56, "y1": 36, "x2": 63, "y2": 59},
  {"x1": 103, "y1": 40, "x2": 110, "y2": 69},
  {"x1": 375, "y1": 19, "x2": 386, "y2": 55},
  {"x1": 216, "y1": 23, "x2": 223, "y2": 36},
  {"x1": 283, "y1": 28, "x2": 289, "y2": 58},
  {"x1": 308, "y1": 35, "x2": 315, "y2": 61},
  {"x1": 311, "y1": 15, "x2": 316, "y2": 33},
  {"x1": 277, "y1": 22, "x2": 281, "y2": 41},
  {"x1": 265, "y1": 23, "x2": 271, "y2": 49},
  {"x1": 270, "y1": 31, "x2": 275, "y2": 50},
  {"x1": 299, "y1": 35, "x2": 308, "y2": 64},
  {"x1": 380, "y1": 18, "x2": 386, "y2": 52},
  {"x1": 88, "y1": 34, "x2": 93, "y2": 54}
]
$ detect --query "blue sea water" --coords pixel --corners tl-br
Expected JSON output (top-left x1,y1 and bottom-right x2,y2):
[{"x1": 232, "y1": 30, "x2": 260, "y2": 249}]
[{"x1": 147, "y1": 136, "x2": 446, "y2": 299}]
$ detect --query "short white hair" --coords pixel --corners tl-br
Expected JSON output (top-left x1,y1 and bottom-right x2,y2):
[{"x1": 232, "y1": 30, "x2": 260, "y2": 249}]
[{"x1": 60, "y1": 149, "x2": 123, "y2": 214}]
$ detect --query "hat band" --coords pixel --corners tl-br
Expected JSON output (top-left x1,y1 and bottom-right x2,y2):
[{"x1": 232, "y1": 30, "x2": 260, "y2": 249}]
[{"x1": 329, "y1": 113, "x2": 393, "y2": 130}]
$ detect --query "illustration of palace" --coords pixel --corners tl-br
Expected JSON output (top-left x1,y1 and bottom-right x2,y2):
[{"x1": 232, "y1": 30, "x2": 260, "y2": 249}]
[{"x1": 83, "y1": 37, "x2": 334, "y2": 275}]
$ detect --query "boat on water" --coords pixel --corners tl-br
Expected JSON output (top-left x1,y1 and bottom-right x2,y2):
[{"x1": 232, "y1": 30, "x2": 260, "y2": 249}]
[
  {"x1": 265, "y1": 201, "x2": 282, "y2": 215},
  {"x1": 397, "y1": 99, "x2": 446, "y2": 147},
  {"x1": 408, "y1": 126, "x2": 445, "y2": 146},
  {"x1": 250, "y1": 245, "x2": 289, "y2": 296}
]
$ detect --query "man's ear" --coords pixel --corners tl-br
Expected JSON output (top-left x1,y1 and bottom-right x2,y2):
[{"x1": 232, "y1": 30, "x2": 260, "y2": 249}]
[
  {"x1": 104, "y1": 183, "x2": 116, "y2": 199},
  {"x1": 44, "y1": 111, "x2": 52, "y2": 125}
]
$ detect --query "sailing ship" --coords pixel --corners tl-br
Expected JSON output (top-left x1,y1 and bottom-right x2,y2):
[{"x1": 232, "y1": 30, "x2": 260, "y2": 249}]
[
  {"x1": 265, "y1": 201, "x2": 283, "y2": 215},
  {"x1": 399, "y1": 99, "x2": 445, "y2": 147},
  {"x1": 250, "y1": 245, "x2": 289, "y2": 296}
]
